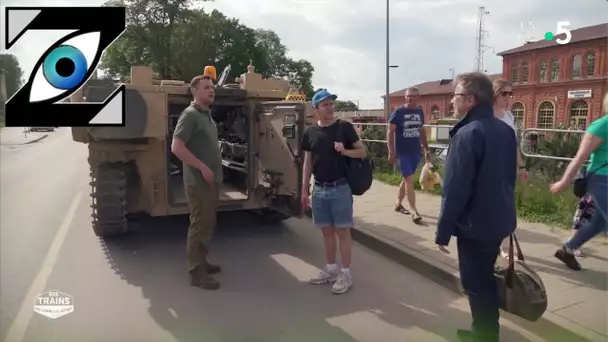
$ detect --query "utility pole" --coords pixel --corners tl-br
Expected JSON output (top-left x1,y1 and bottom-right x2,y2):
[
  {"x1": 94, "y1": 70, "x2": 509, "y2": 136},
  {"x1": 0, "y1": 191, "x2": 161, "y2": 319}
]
[
  {"x1": 474, "y1": 6, "x2": 491, "y2": 72},
  {"x1": 0, "y1": 69, "x2": 6, "y2": 121},
  {"x1": 385, "y1": 0, "x2": 390, "y2": 120}
]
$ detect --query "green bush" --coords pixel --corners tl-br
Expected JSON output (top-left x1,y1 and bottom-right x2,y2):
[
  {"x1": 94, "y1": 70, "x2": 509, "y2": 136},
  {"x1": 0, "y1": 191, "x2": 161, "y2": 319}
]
[{"x1": 367, "y1": 124, "x2": 580, "y2": 228}]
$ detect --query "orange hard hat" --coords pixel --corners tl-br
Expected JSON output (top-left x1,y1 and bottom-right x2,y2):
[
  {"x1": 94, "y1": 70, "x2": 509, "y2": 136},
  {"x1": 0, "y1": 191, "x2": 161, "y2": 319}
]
[{"x1": 204, "y1": 66, "x2": 217, "y2": 81}]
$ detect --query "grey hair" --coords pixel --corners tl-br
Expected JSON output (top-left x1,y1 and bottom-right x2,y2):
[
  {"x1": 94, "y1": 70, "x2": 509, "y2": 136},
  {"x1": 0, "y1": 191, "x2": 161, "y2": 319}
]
[
  {"x1": 454, "y1": 72, "x2": 494, "y2": 105},
  {"x1": 405, "y1": 86, "x2": 419, "y2": 94}
]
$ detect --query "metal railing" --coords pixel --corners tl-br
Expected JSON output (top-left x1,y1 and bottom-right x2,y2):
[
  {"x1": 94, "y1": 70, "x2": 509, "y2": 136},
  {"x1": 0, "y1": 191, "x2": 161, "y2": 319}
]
[
  {"x1": 351, "y1": 123, "x2": 586, "y2": 164},
  {"x1": 350, "y1": 122, "x2": 453, "y2": 153},
  {"x1": 520, "y1": 127, "x2": 585, "y2": 162}
]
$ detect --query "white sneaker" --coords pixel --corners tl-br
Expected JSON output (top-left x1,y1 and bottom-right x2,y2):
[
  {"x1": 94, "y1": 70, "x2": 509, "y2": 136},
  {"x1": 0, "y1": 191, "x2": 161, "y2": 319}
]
[
  {"x1": 331, "y1": 272, "x2": 353, "y2": 294},
  {"x1": 310, "y1": 268, "x2": 338, "y2": 285}
]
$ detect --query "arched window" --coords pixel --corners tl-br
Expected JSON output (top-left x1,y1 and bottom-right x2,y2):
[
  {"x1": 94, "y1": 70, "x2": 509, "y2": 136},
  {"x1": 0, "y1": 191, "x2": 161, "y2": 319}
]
[
  {"x1": 510, "y1": 102, "x2": 525, "y2": 129},
  {"x1": 510, "y1": 63, "x2": 518, "y2": 83},
  {"x1": 537, "y1": 101, "x2": 555, "y2": 128},
  {"x1": 539, "y1": 60, "x2": 548, "y2": 82},
  {"x1": 570, "y1": 101, "x2": 589, "y2": 130},
  {"x1": 572, "y1": 55, "x2": 582, "y2": 78},
  {"x1": 431, "y1": 105, "x2": 440, "y2": 119},
  {"x1": 586, "y1": 52, "x2": 596, "y2": 77},
  {"x1": 550, "y1": 58, "x2": 559, "y2": 81},
  {"x1": 521, "y1": 62, "x2": 529, "y2": 83}
]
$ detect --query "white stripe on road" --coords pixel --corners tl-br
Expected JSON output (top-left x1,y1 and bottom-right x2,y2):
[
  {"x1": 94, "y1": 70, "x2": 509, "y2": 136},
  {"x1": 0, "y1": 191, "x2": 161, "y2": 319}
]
[{"x1": 3, "y1": 191, "x2": 83, "y2": 342}]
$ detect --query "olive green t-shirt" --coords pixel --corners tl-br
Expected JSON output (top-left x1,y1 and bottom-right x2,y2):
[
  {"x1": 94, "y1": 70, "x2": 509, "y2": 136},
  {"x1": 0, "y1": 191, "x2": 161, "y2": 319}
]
[
  {"x1": 173, "y1": 102, "x2": 223, "y2": 185},
  {"x1": 587, "y1": 115, "x2": 608, "y2": 176}
]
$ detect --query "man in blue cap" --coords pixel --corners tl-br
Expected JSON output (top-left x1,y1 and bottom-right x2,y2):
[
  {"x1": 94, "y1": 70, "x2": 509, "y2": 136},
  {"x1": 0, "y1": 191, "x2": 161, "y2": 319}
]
[{"x1": 301, "y1": 89, "x2": 367, "y2": 294}]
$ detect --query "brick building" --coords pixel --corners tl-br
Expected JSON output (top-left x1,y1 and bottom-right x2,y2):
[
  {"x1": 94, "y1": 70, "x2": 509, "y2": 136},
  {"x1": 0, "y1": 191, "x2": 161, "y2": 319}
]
[{"x1": 384, "y1": 22, "x2": 608, "y2": 129}]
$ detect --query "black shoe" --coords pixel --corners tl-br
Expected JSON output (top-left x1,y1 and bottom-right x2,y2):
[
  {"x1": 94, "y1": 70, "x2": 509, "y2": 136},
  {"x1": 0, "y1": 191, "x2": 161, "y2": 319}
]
[
  {"x1": 456, "y1": 329, "x2": 498, "y2": 342},
  {"x1": 555, "y1": 246, "x2": 581, "y2": 270},
  {"x1": 456, "y1": 329, "x2": 474, "y2": 342}
]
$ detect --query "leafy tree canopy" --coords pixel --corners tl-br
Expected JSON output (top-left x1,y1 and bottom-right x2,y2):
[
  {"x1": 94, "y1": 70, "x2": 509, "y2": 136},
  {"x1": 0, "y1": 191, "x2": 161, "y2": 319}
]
[
  {"x1": 100, "y1": 0, "x2": 315, "y2": 98},
  {"x1": 313, "y1": 88, "x2": 359, "y2": 112},
  {"x1": 0, "y1": 53, "x2": 24, "y2": 100}
]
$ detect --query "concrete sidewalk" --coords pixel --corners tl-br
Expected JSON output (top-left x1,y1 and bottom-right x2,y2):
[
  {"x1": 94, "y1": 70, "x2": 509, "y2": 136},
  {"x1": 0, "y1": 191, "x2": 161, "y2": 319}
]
[
  {"x1": 0, "y1": 127, "x2": 50, "y2": 146},
  {"x1": 351, "y1": 180, "x2": 608, "y2": 342}
]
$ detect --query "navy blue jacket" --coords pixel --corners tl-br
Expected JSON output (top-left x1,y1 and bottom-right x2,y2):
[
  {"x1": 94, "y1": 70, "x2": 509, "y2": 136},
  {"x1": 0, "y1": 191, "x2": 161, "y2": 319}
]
[{"x1": 435, "y1": 103, "x2": 517, "y2": 245}]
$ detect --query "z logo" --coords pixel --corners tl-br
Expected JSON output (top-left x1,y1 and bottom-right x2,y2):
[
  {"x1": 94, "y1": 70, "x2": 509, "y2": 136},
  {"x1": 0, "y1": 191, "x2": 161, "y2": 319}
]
[{"x1": 3, "y1": 7, "x2": 126, "y2": 127}]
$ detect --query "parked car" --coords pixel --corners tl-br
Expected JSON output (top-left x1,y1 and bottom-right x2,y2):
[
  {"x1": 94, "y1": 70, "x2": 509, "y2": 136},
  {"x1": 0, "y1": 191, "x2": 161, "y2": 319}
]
[{"x1": 30, "y1": 127, "x2": 55, "y2": 132}]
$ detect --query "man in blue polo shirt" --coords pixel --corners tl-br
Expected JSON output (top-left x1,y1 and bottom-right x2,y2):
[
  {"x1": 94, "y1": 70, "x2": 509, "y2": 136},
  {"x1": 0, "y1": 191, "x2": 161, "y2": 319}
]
[{"x1": 387, "y1": 87, "x2": 431, "y2": 223}]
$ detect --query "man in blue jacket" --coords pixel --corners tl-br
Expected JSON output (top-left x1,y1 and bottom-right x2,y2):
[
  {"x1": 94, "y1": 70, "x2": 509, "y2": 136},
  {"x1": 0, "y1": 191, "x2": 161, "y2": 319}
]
[{"x1": 435, "y1": 72, "x2": 517, "y2": 342}]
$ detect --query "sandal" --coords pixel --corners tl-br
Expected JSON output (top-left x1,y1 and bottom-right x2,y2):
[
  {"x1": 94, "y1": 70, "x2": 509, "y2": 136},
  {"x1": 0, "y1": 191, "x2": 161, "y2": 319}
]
[
  {"x1": 412, "y1": 212, "x2": 422, "y2": 224},
  {"x1": 394, "y1": 204, "x2": 410, "y2": 214}
]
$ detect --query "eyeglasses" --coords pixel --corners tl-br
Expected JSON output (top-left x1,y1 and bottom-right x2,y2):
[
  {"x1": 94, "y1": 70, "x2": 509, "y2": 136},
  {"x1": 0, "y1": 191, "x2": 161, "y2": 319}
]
[{"x1": 500, "y1": 91, "x2": 513, "y2": 97}]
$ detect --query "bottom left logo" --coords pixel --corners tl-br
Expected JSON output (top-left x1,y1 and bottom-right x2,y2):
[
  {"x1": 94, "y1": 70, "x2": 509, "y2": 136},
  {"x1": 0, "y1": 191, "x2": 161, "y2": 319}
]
[{"x1": 33, "y1": 290, "x2": 74, "y2": 319}]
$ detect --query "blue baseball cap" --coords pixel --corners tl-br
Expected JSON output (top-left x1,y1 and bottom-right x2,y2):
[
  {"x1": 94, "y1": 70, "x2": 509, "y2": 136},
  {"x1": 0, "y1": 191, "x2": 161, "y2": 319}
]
[{"x1": 312, "y1": 89, "x2": 337, "y2": 107}]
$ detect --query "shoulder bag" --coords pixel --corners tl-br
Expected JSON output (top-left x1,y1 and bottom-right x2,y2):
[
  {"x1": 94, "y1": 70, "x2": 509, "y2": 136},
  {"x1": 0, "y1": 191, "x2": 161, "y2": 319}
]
[
  {"x1": 494, "y1": 234, "x2": 548, "y2": 322},
  {"x1": 336, "y1": 120, "x2": 374, "y2": 196},
  {"x1": 573, "y1": 162, "x2": 608, "y2": 198}
]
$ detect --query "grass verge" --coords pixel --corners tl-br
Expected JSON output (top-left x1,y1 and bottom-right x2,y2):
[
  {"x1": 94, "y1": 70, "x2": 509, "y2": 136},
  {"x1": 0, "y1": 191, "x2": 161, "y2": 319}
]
[{"x1": 374, "y1": 164, "x2": 578, "y2": 229}]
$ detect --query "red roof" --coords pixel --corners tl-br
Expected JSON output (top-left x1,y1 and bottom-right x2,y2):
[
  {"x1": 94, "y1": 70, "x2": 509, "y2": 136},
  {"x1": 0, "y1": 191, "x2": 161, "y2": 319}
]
[
  {"x1": 497, "y1": 23, "x2": 607, "y2": 56},
  {"x1": 385, "y1": 73, "x2": 502, "y2": 98}
]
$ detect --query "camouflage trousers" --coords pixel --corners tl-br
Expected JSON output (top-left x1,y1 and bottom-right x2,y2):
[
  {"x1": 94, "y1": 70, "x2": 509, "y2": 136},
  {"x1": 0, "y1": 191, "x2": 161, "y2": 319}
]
[{"x1": 185, "y1": 181, "x2": 219, "y2": 272}]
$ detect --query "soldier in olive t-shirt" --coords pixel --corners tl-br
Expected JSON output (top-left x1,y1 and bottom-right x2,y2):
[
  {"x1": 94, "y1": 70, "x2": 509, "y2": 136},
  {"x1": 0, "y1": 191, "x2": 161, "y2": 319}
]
[
  {"x1": 171, "y1": 74, "x2": 224, "y2": 290},
  {"x1": 173, "y1": 103, "x2": 223, "y2": 186}
]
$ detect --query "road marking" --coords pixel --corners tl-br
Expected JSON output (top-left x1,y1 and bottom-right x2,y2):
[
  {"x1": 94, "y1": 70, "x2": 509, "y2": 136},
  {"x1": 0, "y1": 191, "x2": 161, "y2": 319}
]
[{"x1": 3, "y1": 191, "x2": 83, "y2": 342}]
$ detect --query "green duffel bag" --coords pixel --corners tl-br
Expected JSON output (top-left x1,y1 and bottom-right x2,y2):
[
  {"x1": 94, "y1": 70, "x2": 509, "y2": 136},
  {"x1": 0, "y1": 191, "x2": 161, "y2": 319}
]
[{"x1": 494, "y1": 233, "x2": 548, "y2": 322}]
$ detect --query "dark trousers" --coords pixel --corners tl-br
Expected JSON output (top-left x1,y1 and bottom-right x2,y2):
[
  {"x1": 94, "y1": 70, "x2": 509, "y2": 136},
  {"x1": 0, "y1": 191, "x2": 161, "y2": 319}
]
[
  {"x1": 457, "y1": 237, "x2": 502, "y2": 342},
  {"x1": 185, "y1": 181, "x2": 219, "y2": 272}
]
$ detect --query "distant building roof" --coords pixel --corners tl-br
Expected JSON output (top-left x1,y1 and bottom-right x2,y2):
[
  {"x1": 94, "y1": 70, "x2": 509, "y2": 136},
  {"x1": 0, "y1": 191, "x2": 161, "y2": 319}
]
[
  {"x1": 498, "y1": 23, "x2": 607, "y2": 56},
  {"x1": 384, "y1": 73, "x2": 502, "y2": 98}
]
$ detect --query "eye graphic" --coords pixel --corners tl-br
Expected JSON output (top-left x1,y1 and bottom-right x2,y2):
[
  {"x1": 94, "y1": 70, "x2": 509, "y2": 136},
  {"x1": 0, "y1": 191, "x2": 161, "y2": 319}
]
[{"x1": 30, "y1": 32, "x2": 101, "y2": 103}]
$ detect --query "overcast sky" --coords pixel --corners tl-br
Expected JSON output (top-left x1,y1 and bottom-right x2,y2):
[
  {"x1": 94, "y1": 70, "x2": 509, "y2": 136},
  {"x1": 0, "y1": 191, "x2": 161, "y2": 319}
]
[{"x1": 1, "y1": 0, "x2": 604, "y2": 108}]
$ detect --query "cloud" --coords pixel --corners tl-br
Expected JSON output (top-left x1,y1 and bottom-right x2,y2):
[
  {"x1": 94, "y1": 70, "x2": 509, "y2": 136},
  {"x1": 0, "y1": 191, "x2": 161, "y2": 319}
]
[{"x1": 1, "y1": 0, "x2": 605, "y2": 108}]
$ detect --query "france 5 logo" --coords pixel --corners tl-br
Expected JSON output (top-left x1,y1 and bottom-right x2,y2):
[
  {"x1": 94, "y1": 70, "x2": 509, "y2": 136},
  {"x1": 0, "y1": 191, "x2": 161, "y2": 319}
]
[{"x1": 3, "y1": 7, "x2": 126, "y2": 127}]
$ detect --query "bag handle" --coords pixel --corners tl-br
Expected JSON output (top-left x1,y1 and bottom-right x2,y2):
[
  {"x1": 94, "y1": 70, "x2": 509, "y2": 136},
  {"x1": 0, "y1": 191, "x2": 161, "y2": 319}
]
[
  {"x1": 505, "y1": 233, "x2": 524, "y2": 288},
  {"x1": 588, "y1": 162, "x2": 608, "y2": 175},
  {"x1": 334, "y1": 119, "x2": 348, "y2": 172}
]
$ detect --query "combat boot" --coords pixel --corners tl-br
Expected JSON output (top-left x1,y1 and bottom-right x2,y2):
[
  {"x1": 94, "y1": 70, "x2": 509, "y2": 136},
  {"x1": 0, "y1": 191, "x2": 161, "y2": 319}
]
[
  {"x1": 205, "y1": 262, "x2": 221, "y2": 275},
  {"x1": 189, "y1": 267, "x2": 220, "y2": 290}
]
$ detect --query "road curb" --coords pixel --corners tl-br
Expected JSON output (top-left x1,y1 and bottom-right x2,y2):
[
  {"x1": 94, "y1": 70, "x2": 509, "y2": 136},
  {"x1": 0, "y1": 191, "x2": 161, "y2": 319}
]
[
  {"x1": 24, "y1": 134, "x2": 49, "y2": 144},
  {"x1": 350, "y1": 225, "x2": 605, "y2": 342},
  {"x1": 1, "y1": 134, "x2": 49, "y2": 146}
]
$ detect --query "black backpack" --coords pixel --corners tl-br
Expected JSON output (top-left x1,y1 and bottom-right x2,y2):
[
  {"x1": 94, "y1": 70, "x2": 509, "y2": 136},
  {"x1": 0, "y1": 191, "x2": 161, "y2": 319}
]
[{"x1": 336, "y1": 120, "x2": 374, "y2": 196}]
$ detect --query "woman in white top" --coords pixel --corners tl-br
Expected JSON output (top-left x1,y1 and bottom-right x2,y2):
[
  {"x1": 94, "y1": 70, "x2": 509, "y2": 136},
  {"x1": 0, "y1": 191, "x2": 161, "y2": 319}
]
[{"x1": 493, "y1": 79, "x2": 528, "y2": 259}]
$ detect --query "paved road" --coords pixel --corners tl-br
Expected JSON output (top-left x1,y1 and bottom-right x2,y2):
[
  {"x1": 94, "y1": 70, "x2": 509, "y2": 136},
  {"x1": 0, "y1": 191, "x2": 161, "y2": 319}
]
[{"x1": 1, "y1": 130, "x2": 544, "y2": 342}]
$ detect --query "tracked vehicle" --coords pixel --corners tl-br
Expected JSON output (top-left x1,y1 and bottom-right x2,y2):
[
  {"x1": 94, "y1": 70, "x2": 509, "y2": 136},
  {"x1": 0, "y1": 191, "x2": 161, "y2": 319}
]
[{"x1": 72, "y1": 64, "x2": 311, "y2": 237}]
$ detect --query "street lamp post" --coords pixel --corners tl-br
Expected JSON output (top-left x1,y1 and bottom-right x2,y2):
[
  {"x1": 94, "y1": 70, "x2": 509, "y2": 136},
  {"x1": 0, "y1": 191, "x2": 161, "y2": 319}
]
[
  {"x1": 385, "y1": 0, "x2": 390, "y2": 120},
  {"x1": 385, "y1": 0, "x2": 398, "y2": 119}
]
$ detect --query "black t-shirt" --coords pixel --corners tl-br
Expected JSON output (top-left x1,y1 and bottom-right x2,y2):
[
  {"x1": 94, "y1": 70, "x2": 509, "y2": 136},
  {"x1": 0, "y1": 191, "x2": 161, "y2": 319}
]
[{"x1": 301, "y1": 120, "x2": 360, "y2": 183}]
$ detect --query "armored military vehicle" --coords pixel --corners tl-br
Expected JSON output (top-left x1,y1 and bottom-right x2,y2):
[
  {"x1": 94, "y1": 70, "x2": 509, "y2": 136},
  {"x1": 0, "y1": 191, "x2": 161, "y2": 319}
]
[{"x1": 71, "y1": 63, "x2": 310, "y2": 238}]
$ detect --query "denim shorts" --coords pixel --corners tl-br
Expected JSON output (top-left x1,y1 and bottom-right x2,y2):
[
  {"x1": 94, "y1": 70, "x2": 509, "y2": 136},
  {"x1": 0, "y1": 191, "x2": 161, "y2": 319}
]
[{"x1": 311, "y1": 181, "x2": 354, "y2": 228}]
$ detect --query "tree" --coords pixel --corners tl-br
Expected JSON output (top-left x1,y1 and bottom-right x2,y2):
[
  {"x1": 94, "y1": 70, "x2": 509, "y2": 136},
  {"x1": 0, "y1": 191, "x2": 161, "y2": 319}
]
[
  {"x1": 0, "y1": 54, "x2": 24, "y2": 99},
  {"x1": 99, "y1": 1, "x2": 315, "y2": 94},
  {"x1": 334, "y1": 100, "x2": 358, "y2": 112},
  {"x1": 312, "y1": 88, "x2": 359, "y2": 111}
]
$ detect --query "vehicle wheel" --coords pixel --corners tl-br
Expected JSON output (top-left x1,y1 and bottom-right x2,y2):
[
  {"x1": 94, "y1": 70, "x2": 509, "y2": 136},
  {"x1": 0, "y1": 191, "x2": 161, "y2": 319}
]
[
  {"x1": 90, "y1": 163, "x2": 129, "y2": 237},
  {"x1": 255, "y1": 208, "x2": 291, "y2": 225}
]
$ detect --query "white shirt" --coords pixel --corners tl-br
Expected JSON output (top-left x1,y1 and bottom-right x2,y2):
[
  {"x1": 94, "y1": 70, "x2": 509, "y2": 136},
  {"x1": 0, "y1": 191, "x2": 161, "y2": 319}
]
[{"x1": 498, "y1": 110, "x2": 516, "y2": 131}]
